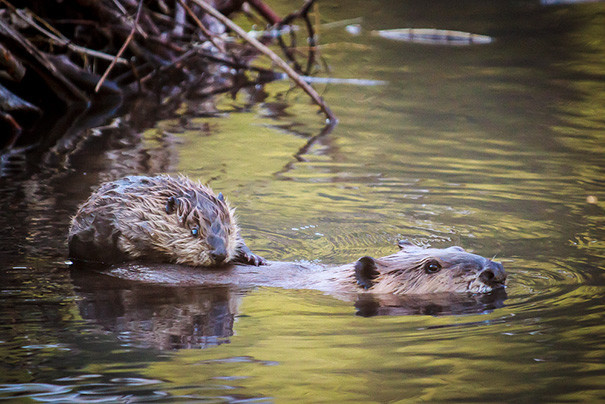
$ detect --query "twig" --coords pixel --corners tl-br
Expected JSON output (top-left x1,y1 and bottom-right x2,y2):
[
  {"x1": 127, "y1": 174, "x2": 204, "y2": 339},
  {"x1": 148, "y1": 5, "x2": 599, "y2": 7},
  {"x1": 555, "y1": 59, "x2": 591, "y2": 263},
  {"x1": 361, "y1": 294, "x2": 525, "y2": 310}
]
[
  {"x1": 0, "y1": 18, "x2": 89, "y2": 103},
  {"x1": 247, "y1": 0, "x2": 282, "y2": 25},
  {"x1": 173, "y1": 0, "x2": 186, "y2": 37},
  {"x1": 193, "y1": 49, "x2": 276, "y2": 75},
  {"x1": 276, "y1": 29, "x2": 303, "y2": 73},
  {"x1": 279, "y1": 0, "x2": 315, "y2": 26},
  {"x1": 138, "y1": 48, "x2": 196, "y2": 84},
  {"x1": 190, "y1": 0, "x2": 337, "y2": 123},
  {"x1": 95, "y1": 0, "x2": 144, "y2": 92},
  {"x1": 0, "y1": 42, "x2": 26, "y2": 81},
  {"x1": 12, "y1": 8, "x2": 129, "y2": 64},
  {"x1": 0, "y1": 111, "x2": 22, "y2": 148},
  {"x1": 303, "y1": 2, "x2": 318, "y2": 74},
  {"x1": 277, "y1": 0, "x2": 316, "y2": 74},
  {"x1": 176, "y1": 0, "x2": 226, "y2": 53},
  {"x1": 111, "y1": 0, "x2": 128, "y2": 15}
]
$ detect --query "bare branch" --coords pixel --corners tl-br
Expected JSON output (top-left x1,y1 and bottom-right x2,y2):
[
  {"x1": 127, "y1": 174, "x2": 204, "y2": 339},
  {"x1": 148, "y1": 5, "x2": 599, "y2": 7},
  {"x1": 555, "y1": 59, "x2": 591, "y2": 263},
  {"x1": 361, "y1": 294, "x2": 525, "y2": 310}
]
[
  {"x1": 95, "y1": 0, "x2": 144, "y2": 92},
  {"x1": 176, "y1": 0, "x2": 226, "y2": 53}
]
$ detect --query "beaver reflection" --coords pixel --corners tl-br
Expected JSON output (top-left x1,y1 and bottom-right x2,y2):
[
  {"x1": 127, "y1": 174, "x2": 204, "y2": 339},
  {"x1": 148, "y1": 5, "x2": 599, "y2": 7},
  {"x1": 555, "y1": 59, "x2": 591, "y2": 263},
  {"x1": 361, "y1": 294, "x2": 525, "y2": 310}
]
[
  {"x1": 71, "y1": 268, "x2": 507, "y2": 350},
  {"x1": 354, "y1": 289, "x2": 507, "y2": 317},
  {"x1": 71, "y1": 270, "x2": 237, "y2": 350}
]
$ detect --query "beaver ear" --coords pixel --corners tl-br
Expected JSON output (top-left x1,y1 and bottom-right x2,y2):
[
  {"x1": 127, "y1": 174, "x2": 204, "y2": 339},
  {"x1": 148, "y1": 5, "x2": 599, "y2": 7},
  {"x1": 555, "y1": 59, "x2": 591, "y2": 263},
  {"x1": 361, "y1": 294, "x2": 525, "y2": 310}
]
[
  {"x1": 165, "y1": 196, "x2": 180, "y2": 214},
  {"x1": 355, "y1": 256, "x2": 380, "y2": 290},
  {"x1": 398, "y1": 240, "x2": 419, "y2": 251},
  {"x1": 217, "y1": 192, "x2": 224, "y2": 202}
]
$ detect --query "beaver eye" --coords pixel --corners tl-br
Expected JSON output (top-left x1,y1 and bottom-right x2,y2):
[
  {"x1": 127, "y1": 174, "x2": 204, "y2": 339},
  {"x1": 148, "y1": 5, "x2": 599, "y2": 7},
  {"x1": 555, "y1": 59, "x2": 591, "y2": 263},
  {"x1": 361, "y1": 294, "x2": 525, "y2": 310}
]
[
  {"x1": 191, "y1": 227, "x2": 199, "y2": 237},
  {"x1": 424, "y1": 260, "x2": 442, "y2": 274}
]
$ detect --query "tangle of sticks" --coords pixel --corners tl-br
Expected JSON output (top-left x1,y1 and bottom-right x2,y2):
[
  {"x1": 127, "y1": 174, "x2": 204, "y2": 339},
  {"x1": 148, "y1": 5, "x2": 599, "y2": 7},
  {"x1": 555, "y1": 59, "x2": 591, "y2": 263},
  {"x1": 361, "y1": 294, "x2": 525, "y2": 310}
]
[{"x1": 0, "y1": 0, "x2": 335, "y2": 150}]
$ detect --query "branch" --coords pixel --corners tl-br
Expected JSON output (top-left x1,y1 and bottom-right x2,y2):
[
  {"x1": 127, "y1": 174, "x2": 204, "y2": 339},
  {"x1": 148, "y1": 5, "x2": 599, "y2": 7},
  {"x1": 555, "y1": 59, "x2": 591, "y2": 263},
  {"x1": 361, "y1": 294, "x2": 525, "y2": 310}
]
[
  {"x1": 12, "y1": 8, "x2": 129, "y2": 65},
  {"x1": 247, "y1": 0, "x2": 282, "y2": 25},
  {"x1": 189, "y1": 0, "x2": 337, "y2": 124},
  {"x1": 95, "y1": 0, "x2": 144, "y2": 92},
  {"x1": 279, "y1": 0, "x2": 315, "y2": 27},
  {"x1": 176, "y1": 0, "x2": 226, "y2": 54},
  {"x1": 0, "y1": 18, "x2": 88, "y2": 103}
]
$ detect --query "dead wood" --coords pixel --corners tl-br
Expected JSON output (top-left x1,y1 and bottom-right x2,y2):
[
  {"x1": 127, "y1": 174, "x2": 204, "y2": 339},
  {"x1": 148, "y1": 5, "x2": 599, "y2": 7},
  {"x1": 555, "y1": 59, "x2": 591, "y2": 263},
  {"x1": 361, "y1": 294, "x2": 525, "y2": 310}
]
[
  {"x1": 0, "y1": 17, "x2": 89, "y2": 103},
  {"x1": 0, "y1": 0, "x2": 337, "y2": 152},
  {"x1": 190, "y1": 0, "x2": 337, "y2": 124},
  {"x1": 0, "y1": 42, "x2": 25, "y2": 81},
  {"x1": 0, "y1": 82, "x2": 40, "y2": 112},
  {"x1": 95, "y1": 0, "x2": 144, "y2": 92}
]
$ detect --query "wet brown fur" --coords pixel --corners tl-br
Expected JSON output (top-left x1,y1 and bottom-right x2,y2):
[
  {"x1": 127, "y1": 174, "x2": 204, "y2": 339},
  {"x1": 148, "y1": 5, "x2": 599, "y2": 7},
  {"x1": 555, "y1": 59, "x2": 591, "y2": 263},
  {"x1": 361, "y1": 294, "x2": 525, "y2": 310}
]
[
  {"x1": 68, "y1": 175, "x2": 264, "y2": 267},
  {"x1": 328, "y1": 242, "x2": 507, "y2": 295}
]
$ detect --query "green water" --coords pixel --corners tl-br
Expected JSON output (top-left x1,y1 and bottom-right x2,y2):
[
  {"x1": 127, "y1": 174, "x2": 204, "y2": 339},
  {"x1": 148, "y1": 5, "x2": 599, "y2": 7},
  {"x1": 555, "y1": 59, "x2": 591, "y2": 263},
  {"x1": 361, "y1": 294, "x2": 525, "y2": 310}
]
[{"x1": 1, "y1": 0, "x2": 604, "y2": 402}]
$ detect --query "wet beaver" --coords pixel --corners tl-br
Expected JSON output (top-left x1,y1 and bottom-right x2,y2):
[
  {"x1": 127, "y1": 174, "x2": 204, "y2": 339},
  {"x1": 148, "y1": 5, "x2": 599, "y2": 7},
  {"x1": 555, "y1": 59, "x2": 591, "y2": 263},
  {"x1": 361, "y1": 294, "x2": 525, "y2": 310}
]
[
  {"x1": 104, "y1": 240, "x2": 507, "y2": 295},
  {"x1": 68, "y1": 175, "x2": 266, "y2": 267}
]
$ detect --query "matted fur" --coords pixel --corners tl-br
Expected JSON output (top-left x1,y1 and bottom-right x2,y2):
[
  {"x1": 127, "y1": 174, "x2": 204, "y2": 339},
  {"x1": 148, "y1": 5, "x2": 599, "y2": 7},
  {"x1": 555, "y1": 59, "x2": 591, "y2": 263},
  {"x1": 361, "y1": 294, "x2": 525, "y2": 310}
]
[{"x1": 68, "y1": 175, "x2": 263, "y2": 267}]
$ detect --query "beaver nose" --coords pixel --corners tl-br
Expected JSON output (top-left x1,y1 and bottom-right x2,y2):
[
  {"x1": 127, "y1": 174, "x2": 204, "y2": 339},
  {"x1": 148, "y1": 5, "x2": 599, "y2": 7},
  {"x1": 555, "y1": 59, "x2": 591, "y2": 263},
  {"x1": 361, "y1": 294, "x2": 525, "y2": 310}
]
[
  {"x1": 210, "y1": 251, "x2": 227, "y2": 264},
  {"x1": 479, "y1": 261, "x2": 507, "y2": 286}
]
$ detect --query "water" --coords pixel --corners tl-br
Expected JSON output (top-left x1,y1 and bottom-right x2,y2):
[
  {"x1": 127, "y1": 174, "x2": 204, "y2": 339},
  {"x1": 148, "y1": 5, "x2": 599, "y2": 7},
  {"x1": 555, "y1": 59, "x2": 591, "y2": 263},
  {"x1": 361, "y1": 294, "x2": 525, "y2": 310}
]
[{"x1": 1, "y1": 0, "x2": 605, "y2": 401}]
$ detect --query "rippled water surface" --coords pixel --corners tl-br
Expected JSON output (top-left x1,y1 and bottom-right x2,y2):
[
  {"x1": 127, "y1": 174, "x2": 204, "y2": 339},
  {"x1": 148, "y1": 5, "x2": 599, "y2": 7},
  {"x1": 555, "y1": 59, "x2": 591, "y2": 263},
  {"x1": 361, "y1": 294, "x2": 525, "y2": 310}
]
[{"x1": 1, "y1": 0, "x2": 605, "y2": 402}]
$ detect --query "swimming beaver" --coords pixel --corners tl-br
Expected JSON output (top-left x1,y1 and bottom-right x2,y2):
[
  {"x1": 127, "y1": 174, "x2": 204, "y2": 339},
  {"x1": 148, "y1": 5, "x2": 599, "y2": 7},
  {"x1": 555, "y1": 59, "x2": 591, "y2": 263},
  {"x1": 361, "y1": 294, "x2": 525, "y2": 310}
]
[
  {"x1": 68, "y1": 175, "x2": 266, "y2": 267},
  {"x1": 104, "y1": 240, "x2": 507, "y2": 295}
]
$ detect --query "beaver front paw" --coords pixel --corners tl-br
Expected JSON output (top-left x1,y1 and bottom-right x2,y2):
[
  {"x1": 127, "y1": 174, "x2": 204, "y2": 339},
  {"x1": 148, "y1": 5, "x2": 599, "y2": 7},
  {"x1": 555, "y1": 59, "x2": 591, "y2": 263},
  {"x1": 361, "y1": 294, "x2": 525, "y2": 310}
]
[
  {"x1": 241, "y1": 251, "x2": 267, "y2": 266},
  {"x1": 235, "y1": 243, "x2": 267, "y2": 266}
]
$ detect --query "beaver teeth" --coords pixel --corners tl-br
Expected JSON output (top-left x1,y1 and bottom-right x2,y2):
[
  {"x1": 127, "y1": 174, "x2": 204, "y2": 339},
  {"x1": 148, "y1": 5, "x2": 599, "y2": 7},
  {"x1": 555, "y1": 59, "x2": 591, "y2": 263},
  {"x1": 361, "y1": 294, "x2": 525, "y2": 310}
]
[{"x1": 468, "y1": 281, "x2": 493, "y2": 294}]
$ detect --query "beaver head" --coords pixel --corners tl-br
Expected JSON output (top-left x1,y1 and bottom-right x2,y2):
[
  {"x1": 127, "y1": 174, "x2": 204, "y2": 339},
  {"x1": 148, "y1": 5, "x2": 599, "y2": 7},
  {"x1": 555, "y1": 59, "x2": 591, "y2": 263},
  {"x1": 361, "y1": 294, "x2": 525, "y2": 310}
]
[
  {"x1": 353, "y1": 240, "x2": 506, "y2": 294},
  {"x1": 161, "y1": 183, "x2": 239, "y2": 266}
]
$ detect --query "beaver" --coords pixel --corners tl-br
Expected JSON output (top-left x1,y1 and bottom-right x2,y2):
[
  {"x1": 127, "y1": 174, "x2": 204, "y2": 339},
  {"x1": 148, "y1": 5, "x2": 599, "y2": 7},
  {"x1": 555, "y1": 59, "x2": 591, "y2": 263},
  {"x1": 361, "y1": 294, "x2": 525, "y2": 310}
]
[
  {"x1": 68, "y1": 175, "x2": 266, "y2": 267},
  {"x1": 102, "y1": 240, "x2": 507, "y2": 295}
]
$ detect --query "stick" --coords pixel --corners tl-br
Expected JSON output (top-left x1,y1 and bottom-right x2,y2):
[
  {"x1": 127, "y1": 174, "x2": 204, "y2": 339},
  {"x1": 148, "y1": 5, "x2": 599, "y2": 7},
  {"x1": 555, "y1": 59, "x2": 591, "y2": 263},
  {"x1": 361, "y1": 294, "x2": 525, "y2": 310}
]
[
  {"x1": 173, "y1": 0, "x2": 186, "y2": 37},
  {"x1": 11, "y1": 8, "x2": 129, "y2": 65},
  {"x1": 247, "y1": 0, "x2": 282, "y2": 25},
  {"x1": 176, "y1": 0, "x2": 225, "y2": 54},
  {"x1": 95, "y1": 0, "x2": 144, "y2": 92},
  {"x1": 0, "y1": 18, "x2": 88, "y2": 103},
  {"x1": 189, "y1": 0, "x2": 337, "y2": 123},
  {"x1": 279, "y1": 0, "x2": 315, "y2": 26}
]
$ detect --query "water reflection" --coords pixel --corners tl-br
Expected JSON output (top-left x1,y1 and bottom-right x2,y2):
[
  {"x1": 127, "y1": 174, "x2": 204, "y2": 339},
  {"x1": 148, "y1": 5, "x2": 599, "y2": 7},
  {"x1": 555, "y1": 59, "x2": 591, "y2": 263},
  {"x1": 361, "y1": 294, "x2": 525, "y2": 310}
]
[
  {"x1": 71, "y1": 270, "x2": 238, "y2": 350},
  {"x1": 71, "y1": 265, "x2": 508, "y2": 350},
  {"x1": 354, "y1": 289, "x2": 507, "y2": 317}
]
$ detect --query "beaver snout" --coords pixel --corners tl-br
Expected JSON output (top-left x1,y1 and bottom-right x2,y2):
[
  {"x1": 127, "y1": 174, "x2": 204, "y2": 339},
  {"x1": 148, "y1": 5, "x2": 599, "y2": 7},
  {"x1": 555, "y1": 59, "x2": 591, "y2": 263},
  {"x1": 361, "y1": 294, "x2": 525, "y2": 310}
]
[
  {"x1": 210, "y1": 251, "x2": 228, "y2": 264},
  {"x1": 207, "y1": 233, "x2": 228, "y2": 264},
  {"x1": 478, "y1": 261, "x2": 507, "y2": 287}
]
